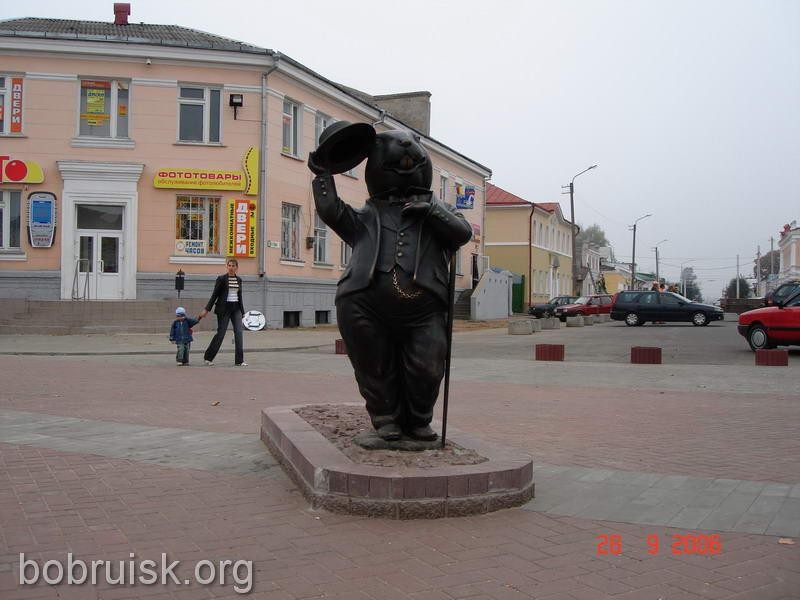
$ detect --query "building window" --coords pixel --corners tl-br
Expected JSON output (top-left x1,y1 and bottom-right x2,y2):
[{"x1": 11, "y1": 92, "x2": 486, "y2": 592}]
[
  {"x1": 455, "y1": 247, "x2": 463, "y2": 275},
  {"x1": 0, "y1": 76, "x2": 23, "y2": 135},
  {"x1": 281, "y1": 203, "x2": 301, "y2": 260},
  {"x1": 0, "y1": 190, "x2": 21, "y2": 249},
  {"x1": 282, "y1": 99, "x2": 299, "y2": 155},
  {"x1": 314, "y1": 112, "x2": 332, "y2": 147},
  {"x1": 79, "y1": 79, "x2": 129, "y2": 138},
  {"x1": 174, "y1": 196, "x2": 219, "y2": 256},
  {"x1": 313, "y1": 213, "x2": 328, "y2": 264},
  {"x1": 315, "y1": 310, "x2": 330, "y2": 325},
  {"x1": 178, "y1": 86, "x2": 220, "y2": 143},
  {"x1": 439, "y1": 175, "x2": 448, "y2": 201},
  {"x1": 341, "y1": 241, "x2": 352, "y2": 266}
]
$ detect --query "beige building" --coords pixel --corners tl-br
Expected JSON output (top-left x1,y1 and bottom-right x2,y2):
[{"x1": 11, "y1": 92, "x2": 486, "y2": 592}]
[
  {"x1": 0, "y1": 6, "x2": 490, "y2": 327},
  {"x1": 484, "y1": 183, "x2": 574, "y2": 309}
]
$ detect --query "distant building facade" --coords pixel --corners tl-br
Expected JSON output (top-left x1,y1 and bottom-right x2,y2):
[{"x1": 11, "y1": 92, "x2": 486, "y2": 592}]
[{"x1": 484, "y1": 183, "x2": 574, "y2": 309}]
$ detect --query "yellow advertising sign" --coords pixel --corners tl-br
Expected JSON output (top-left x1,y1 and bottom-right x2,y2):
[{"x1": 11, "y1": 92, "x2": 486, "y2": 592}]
[
  {"x1": 86, "y1": 89, "x2": 106, "y2": 114},
  {"x1": 226, "y1": 199, "x2": 257, "y2": 257},
  {"x1": 154, "y1": 147, "x2": 259, "y2": 195}
]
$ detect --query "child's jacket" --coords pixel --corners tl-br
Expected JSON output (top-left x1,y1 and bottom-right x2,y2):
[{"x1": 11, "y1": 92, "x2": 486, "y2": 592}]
[{"x1": 169, "y1": 317, "x2": 199, "y2": 343}]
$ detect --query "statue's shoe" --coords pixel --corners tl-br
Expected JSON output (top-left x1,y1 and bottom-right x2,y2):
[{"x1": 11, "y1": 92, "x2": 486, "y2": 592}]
[
  {"x1": 407, "y1": 425, "x2": 438, "y2": 441},
  {"x1": 376, "y1": 423, "x2": 402, "y2": 441}
]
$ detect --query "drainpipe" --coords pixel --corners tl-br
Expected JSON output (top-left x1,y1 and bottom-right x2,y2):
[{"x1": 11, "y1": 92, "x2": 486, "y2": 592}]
[
  {"x1": 528, "y1": 201, "x2": 536, "y2": 308},
  {"x1": 258, "y1": 52, "x2": 280, "y2": 278}
]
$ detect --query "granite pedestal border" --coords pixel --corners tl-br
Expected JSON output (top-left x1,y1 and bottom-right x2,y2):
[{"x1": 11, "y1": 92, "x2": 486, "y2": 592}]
[{"x1": 260, "y1": 404, "x2": 534, "y2": 519}]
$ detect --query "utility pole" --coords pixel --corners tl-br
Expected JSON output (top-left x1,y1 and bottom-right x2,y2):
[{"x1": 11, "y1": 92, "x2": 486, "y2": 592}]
[
  {"x1": 756, "y1": 245, "x2": 761, "y2": 296},
  {"x1": 736, "y1": 254, "x2": 740, "y2": 298},
  {"x1": 562, "y1": 165, "x2": 597, "y2": 296},
  {"x1": 630, "y1": 224, "x2": 637, "y2": 290},
  {"x1": 770, "y1": 236, "x2": 775, "y2": 277},
  {"x1": 654, "y1": 245, "x2": 660, "y2": 283}
]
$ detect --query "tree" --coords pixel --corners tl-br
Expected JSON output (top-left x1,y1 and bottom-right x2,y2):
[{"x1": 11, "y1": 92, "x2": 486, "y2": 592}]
[
  {"x1": 576, "y1": 223, "x2": 610, "y2": 249},
  {"x1": 680, "y1": 267, "x2": 703, "y2": 302},
  {"x1": 753, "y1": 250, "x2": 780, "y2": 280},
  {"x1": 725, "y1": 276, "x2": 752, "y2": 299}
]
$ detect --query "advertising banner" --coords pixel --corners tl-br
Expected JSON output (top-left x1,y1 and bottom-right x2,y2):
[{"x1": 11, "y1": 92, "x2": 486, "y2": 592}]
[
  {"x1": 154, "y1": 147, "x2": 259, "y2": 195},
  {"x1": 226, "y1": 199, "x2": 257, "y2": 257},
  {"x1": 456, "y1": 185, "x2": 475, "y2": 210},
  {"x1": 10, "y1": 77, "x2": 23, "y2": 133},
  {"x1": 0, "y1": 155, "x2": 44, "y2": 183}
]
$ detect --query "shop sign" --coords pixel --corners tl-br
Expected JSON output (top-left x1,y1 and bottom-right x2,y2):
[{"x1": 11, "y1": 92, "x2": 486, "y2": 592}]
[
  {"x1": 10, "y1": 77, "x2": 23, "y2": 133},
  {"x1": 456, "y1": 185, "x2": 475, "y2": 210},
  {"x1": 226, "y1": 199, "x2": 257, "y2": 257},
  {"x1": 471, "y1": 223, "x2": 481, "y2": 242},
  {"x1": 174, "y1": 239, "x2": 207, "y2": 256},
  {"x1": 0, "y1": 155, "x2": 44, "y2": 183},
  {"x1": 154, "y1": 147, "x2": 259, "y2": 195},
  {"x1": 28, "y1": 192, "x2": 57, "y2": 248}
]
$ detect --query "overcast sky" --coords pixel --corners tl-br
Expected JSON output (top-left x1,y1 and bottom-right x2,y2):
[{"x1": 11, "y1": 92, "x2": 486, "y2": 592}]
[{"x1": 4, "y1": 0, "x2": 798, "y2": 298}]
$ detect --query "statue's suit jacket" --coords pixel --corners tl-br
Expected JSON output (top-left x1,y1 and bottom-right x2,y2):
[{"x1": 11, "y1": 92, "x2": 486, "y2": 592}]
[{"x1": 312, "y1": 174, "x2": 473, "y2": 306}]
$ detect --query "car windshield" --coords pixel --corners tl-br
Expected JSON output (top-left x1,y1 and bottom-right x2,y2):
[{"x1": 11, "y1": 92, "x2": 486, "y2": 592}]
[{"x1": 574, "y1": 297, "x2": 589, "y2": 305}]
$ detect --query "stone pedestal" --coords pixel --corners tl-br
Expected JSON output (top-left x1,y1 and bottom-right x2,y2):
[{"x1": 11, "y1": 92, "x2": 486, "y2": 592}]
[
  {"x1": 261, "y1": 405, "x2": 534, "y2": 519},
  {"x1": 529, "y1": 319, "x2": 542, "y2": 332},
  {"x1": 566, "y1": 315, "x2": 584, "y2": 327},
  {"x1": 755, "y1": 349, "x2": 788, "y2": 366},
  {"x1": 584, "y1": 315, "x2": 595, "y2": 326},
  {"x1": 631, "y1": 346, "x2": 662, "y2": 364},
  {"x1": 508, "y1": 320, "x2": 533, "y2": 335},
  {"x1": 540, "y1": 317, "x2": 559, "y2": 330},
  {"x1": 535, "y1": 343, "x2": 565, "y2": 361}
]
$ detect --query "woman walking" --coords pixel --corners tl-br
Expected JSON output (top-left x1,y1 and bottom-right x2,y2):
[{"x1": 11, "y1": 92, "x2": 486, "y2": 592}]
[{"x1": 199, "y1": 258, "x2": 247, "y2": 366}]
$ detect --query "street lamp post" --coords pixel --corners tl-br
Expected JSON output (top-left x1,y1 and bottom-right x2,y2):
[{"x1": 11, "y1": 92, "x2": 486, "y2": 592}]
[
  {"x1": 652, "y1": 239, "x2": 668, "y2": 283},
  {"x1": 563, "y1": 165, "x2": 597, "y2": 296},
  {"x1": 629, "y1": 214, "x2": 652, "y2": 290}
]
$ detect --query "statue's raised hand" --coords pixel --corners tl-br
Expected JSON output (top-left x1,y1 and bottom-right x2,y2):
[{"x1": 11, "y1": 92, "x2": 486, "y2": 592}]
[{"x1": 307, "y1": 151, "x2": 328, "y2": 176}]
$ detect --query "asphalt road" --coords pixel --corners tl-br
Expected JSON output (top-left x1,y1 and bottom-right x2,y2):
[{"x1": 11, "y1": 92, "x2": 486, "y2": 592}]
[{"x1": 450, "y1": 314, "x2": 796, "y2": 366}]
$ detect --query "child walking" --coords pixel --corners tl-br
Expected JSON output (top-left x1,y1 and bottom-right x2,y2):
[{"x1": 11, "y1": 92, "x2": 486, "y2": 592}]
[{"x1": 169, "y1": 307, "x2": 199, "y2": 366}]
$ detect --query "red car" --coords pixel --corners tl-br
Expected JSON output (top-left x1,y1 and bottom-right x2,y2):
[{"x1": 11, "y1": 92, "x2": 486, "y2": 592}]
[
  {"x1": 554, "y1": 294, "x2": 613, "y2": 322},
  {"x1": 738, "y1": 291, "x2": 800, "y2": 350}
]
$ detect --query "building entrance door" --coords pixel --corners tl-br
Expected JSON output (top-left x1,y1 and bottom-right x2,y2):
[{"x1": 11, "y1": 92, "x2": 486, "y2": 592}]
[{"x1": 72, "y1": 205, "x2": 124, "y2": 300}]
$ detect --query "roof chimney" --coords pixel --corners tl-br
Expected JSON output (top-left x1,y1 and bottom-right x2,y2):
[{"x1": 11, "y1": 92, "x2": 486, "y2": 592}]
[{"x1": 114, "y1": 3, "x2": 131, "y2": 25}]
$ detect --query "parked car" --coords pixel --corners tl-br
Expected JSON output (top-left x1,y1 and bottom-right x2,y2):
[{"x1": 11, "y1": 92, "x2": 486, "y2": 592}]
[
  {"x1": 764, "y1": 280, "x2": 800, "y2": 307},
  {"x1": 528, "y1": 295, "x2": 577, "y2": 318},
  {"x1": 610, "y1": 290, "x2": 724, "y2": 326},
  {"x1": 554, "y1": 294, "x2": 613, "y2": 322},
  {"x1": 738, "y1": 290, "x2": 800, "y2": 350}
]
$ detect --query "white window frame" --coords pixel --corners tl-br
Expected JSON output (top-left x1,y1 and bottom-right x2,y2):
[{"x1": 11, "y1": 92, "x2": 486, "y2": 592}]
[
  {"x1": 0, "y1": 75, "x2": 23, "y2": 135},
  {"x1": 314, "y1": 112, "x2": 332, "y2": 147},
  {"x1": 177, "y1": 85, "x2": 221, "y2": 144},
  {"x1": 439, "y1": 175, "x2": 448, "y2": 202},
  {"x1": 281, "y1": 203, "x2": 301, "y2": 260},
  {"x1": 282, "y1": 99, "x2": 300, "y2": 156},
  {"x1": 313, "y1": 212, "x2": 328, "y2": 264},
  {"x1": 341, "y1": 241, "x2": 352, "y2": 267},
  {"x1": 455, "y1": 247, "x2": 463, "y2": 276},
  {"x1": 174, "y1": 195, "x2": 220, "y2": 256},
  {"x1": 77, "y1": 78, "x2": 130, "y2": 140},
  {"x1": 0, "y1": 190, "x2": 22, "y2": 250}
]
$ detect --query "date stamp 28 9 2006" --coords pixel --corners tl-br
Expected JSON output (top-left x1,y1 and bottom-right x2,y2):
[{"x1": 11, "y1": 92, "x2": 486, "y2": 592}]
[{"x1": 596, "y1": 533, "x2": 722, "y2": 556}]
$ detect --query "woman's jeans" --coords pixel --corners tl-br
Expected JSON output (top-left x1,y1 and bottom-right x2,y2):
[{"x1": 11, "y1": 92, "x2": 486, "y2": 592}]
[{"x1": 203, "y1": 303, "x2": 244, "y2": 364}]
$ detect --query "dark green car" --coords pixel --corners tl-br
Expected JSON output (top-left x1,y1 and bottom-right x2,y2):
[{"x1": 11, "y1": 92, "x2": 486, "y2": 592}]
[{"x1": 527, "y1": 295, "x2": 577, "y2": 318}]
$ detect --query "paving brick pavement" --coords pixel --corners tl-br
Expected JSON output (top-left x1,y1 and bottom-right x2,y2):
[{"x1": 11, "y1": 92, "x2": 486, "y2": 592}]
[
  {"x1": 1, "y1": 356, "x2": 798, "y2": 483},
  {"x1": 1, "y1": 442, "x2": 798, "y2": 599},
  {"x1": 0, "y1": 330, "x2": 798, "y2": 599}
]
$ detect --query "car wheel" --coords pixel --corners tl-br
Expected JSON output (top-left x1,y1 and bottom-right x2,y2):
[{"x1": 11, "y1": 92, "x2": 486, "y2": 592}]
[
  {"x1": 747, "y1": 324, "x2": 775, "y2": 351},
  {"x1": 543, "y1": 310, "x2": 552, "y2": 318},
  {"x1": 624, "y1": 312, "x2": 640, "y2": 327},
  {"x1": 691, "y1": 312, "x2": 708, "y2": 326}
]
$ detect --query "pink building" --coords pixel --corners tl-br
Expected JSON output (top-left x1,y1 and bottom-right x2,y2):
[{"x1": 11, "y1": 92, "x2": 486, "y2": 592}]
[{"x1": 0, "y1": 5, "x2": 490, "y2": 328}]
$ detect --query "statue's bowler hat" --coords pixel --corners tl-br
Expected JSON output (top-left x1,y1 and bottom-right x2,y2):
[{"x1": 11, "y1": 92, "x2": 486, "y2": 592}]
[{"x1": 313, "y1": 121, "x2": 376, "y2": 174}]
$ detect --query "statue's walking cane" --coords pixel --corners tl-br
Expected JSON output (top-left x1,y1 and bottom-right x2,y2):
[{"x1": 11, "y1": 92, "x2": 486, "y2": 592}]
[{"x1": 440, "y1": 252, "x2": 458, "y2": 448}]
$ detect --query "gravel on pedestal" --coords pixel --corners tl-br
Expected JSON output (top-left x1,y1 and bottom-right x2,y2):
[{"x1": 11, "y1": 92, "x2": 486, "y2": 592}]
[{"x1": 294, "y1": 404, "x2": 488, "y2": 468}]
